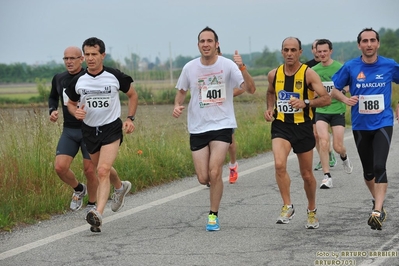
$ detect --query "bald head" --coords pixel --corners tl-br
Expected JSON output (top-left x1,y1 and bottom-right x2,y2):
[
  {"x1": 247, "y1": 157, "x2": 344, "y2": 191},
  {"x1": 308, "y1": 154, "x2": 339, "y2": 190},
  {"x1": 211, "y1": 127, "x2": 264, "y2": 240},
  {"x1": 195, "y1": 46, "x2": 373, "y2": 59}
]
[
  {"x1": 64, "y1": 46, "x2": 82, "y2": 57},
  {"x1": 281, "y1": 37, "x2": 302, "y2": 50},
  {"x1": 63, "y1": 46, "x2": 83, "y2": 74}
]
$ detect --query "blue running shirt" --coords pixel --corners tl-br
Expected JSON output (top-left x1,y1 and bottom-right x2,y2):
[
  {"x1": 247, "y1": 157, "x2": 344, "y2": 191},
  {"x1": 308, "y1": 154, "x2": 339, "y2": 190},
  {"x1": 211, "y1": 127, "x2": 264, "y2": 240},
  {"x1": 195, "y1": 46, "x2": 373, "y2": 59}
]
[{"x1": 332, "y1": 56, "x2": 399, "y2": 130}]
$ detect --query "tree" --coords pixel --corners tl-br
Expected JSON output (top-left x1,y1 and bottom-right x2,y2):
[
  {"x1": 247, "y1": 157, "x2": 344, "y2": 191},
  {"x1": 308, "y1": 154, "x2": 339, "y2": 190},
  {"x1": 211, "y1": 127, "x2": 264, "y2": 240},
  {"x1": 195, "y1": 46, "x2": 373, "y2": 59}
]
[
  {"x1": 379, "y1": 29, "x2": 399, "y2": 61},
  {"x1": 254, "y1": 47, "x2": 279, "y2": 68}
]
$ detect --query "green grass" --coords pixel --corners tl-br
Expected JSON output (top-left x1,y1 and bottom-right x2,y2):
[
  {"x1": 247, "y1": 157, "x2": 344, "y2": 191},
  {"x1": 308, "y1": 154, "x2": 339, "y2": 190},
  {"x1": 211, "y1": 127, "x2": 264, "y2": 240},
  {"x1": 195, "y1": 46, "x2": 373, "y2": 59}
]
[{"x1": 0, "y1": 80, "x2": 398, "y2": 231}]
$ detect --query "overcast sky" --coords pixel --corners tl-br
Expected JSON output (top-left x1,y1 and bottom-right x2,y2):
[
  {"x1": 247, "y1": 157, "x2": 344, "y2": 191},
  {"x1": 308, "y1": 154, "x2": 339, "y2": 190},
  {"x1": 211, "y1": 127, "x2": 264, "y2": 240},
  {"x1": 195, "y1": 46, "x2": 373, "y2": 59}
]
[{"x1": 1, "y1": 0, "x2": 398, "y2": 65}]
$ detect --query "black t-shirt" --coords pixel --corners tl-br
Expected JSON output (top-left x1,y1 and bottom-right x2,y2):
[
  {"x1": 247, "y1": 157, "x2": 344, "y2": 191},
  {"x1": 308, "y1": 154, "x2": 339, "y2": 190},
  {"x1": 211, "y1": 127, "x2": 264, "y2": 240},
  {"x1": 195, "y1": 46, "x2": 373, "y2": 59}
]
[
  {"x1": 48, "y1": 68, "x2": 85, "y2": 129},
  {"x1": 304, "y1": 59, "x2": 319, "y2": 68}
]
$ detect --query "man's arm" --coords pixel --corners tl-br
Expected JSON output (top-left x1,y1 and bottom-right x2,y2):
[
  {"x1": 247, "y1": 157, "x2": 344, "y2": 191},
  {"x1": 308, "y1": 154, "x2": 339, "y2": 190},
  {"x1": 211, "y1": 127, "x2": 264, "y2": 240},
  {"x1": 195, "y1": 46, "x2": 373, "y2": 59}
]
[
  {"x1": 172, "y1": 89, "x2": 187, "y2": 118},
  {"x1": 290, "y1": 68, "x2": 331, "y2": 109},
  {"x1": 233, "y1": 88, "x2": 245, "y2": 97},
  {"x1": 125, "y1": 84, "x2": 138, "y2": 120},
  {"x1": 233, "y1": 50, "x2": 256, "y2": 94},
  {"x1": 239, "y1": 67, "x2": 256, "y2": 94},
  {"x1": 122, "y1": 84, "x2": 138, "y2": 134},
  {"x1": 48, "y1": 76, "x2": 59, "y2": 122},
  {"x1": 264, "y1": 69, "x2": 277, "y2": 122},
  {"x1": 331, "y1": 88, "x2": 359, "y2": 106}
]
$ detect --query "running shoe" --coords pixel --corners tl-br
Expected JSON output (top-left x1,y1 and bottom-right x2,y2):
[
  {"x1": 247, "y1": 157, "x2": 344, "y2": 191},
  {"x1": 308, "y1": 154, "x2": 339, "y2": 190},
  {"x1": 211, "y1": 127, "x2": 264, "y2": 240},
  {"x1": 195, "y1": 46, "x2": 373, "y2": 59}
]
[
  {"x1": 229, "y1": 163, "x2": 238, "y2": 184},
  {"x1": 86, "y1": 209, "x2": 102, "y2": 228},
  {"x1": 305, "y1": 209, "x2": 319, "y2": 229},
  {"x1": 84, "y1": 204, "x2": 96, "y2": 218},
  {"x1": 85, "y1": 205, "x2": 101, "y2": 233},
  {"x1": 276, "y1": 205, "x2": 295, "y2": 224},
  {"x1": 329, "y1": 152, "x2": 337, "y2": 167},
  {"x1": 372, "y1": 200, "x2": 387, "y2": 222},
  {"x1": 70, "y1": 184, "x2": 87, "y2": 211},
  {"x1": 320, "y1": 175, "x2": 333, "y2": 189},
  {"x1": 314, "y1": 161, "x2": 322, "y2": 171},
  {"x1": 342, "y1": 156, "x2": 353, "y2": 174},
  {"x1": 206, "y1": 214, "x2": 220, "y2": 231},
  {"x1": 368, "y1": 210, "x2": 384, "y2": 230},
  {"x1": 111, "y1": 181, "x2": 132, "y2": 212}
]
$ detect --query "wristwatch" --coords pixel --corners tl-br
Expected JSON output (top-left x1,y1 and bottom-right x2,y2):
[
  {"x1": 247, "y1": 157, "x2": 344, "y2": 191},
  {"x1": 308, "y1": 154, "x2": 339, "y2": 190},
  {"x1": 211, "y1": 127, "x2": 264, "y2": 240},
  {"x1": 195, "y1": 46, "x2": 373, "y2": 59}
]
[
  {"x1": 304, "y1": 99, "x2": 310, "y2": 107},
  {"x1": 127, "y1": 115, "x2": 135, "y2": 121}
]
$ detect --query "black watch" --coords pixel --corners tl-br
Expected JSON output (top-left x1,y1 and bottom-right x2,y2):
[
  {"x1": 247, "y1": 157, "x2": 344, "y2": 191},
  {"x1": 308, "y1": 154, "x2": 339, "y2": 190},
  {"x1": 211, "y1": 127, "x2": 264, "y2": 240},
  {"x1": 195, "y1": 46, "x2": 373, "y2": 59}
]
[
  {"x1": 127, "y1": 116, "x2": 135, "y2": 121},
  {"x1": 304, "y1": 99, "x2": 310, "y2": 107}
]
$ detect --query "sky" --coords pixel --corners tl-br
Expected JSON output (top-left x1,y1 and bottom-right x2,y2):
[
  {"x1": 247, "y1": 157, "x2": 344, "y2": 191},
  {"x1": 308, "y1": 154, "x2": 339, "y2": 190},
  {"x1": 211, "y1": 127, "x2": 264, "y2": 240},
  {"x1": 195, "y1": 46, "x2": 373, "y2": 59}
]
[{"x1": 1, "y1": 0, "x2": 398, "y2": 65}]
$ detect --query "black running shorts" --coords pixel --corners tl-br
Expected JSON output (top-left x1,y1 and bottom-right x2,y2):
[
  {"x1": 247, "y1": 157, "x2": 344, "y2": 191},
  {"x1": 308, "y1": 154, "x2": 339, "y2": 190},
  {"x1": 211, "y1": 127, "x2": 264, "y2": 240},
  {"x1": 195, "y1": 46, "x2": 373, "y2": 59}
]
[
  {"x1": 81, "y1": 118, "x2": 123, "y2": 154},
  {"x1": 315, "y1": 113, "x2": 345, "y2": 127},
  {"x1": 56, "y1": 127, "x2": 91, "y2": 159},
  {"x1": 190, "y1": 128, "x2": 233, "y2": 151},
  {"x1": 271, "y1": 120, "x2": 315, "y2": 154}
]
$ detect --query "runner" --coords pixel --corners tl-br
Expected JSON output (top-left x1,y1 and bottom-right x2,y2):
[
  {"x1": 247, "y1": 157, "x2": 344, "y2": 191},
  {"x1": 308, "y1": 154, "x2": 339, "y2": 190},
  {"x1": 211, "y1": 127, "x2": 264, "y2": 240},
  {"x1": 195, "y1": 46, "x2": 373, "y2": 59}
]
[{"x1": 332, "y1": 28, "x2": 399, "y2": 230}]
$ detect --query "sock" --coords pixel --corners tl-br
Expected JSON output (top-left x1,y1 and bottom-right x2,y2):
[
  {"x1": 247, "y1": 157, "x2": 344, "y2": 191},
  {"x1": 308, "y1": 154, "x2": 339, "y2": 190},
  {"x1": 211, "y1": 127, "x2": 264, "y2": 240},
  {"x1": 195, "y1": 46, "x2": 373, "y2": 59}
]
[
  {"x1": 87, "y1": 201, "x2": 96, "y2": 206},
  {"x1": 324, "y1": 173, "x2": 331, "y2": 177},
  {"x1": 340, "y1": 155, "x2": 347, "y2": 161},
  {"x1": 74, "y1": 183, "x2": 84, "y2": 192},
  {"x1": 229, "y1": 162, "x2": 237, "y2": 168},
  {"x1": 115, "y1": 183, "x2": 124, "y2": 192},
  {"x1": 209, "y1": 211, "x2": 218, "y2": 217}
]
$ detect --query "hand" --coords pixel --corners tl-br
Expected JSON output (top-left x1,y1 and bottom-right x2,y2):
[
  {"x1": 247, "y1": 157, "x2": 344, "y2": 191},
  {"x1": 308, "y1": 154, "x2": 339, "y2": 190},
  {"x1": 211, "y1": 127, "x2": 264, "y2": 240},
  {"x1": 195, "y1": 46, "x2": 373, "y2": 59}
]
[
  {"x1": 233, "y1": 50, "x2": 244, "y2": 68},
  {"x1": 173, "y1": 105, "x2": 185, "y2": 118},
  {"x1": 75, "y1": 104, "x2": 86, "y2": 120},
  {"x1": 346, "y1": 95, "x2": 359, "y2": 106},
  {"x1": 123, "y1": 120, "x2": 135, "y2": 134},
  {"x1": 288, "y1": 97, "x2": 304, "y2": 109},
  {"x1": 264, "y1": 110, "x2": 274, "y2": 122},
  {"x1": 49, "y1": 110, "x2": 58, "y2": 122}
]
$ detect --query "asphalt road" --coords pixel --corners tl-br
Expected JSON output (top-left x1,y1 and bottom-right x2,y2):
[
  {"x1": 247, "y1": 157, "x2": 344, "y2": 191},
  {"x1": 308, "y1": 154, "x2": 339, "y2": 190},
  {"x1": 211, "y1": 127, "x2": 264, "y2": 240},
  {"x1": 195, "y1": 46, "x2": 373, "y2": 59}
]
[{"x1": 1, "y1": 125, "x2": 399, "y2": 266}]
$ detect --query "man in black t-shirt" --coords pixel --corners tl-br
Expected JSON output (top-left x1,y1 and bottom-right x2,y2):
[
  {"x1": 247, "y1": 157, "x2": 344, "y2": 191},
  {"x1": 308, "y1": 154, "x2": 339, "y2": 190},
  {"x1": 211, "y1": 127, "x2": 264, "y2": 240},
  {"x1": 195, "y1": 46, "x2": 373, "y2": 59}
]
[{"x1": 48, "y1": 46, "x2": 98, "y2": 218}]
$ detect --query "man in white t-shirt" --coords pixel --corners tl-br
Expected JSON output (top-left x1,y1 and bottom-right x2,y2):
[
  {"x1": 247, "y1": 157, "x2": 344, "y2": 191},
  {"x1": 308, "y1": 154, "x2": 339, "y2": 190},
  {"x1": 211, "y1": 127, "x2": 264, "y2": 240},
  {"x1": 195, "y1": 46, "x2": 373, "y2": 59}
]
[{"x1": 172, "y1": 26, "x2": 256, "y2": 231}]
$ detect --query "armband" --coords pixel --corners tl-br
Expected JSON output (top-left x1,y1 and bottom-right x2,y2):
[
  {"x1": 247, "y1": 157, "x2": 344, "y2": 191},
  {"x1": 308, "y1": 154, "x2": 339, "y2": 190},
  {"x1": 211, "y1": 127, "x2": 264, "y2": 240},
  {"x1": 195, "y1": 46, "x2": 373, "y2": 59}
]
[{"x1": 239, "y1": 64, "x2": 246, "y2": 71}]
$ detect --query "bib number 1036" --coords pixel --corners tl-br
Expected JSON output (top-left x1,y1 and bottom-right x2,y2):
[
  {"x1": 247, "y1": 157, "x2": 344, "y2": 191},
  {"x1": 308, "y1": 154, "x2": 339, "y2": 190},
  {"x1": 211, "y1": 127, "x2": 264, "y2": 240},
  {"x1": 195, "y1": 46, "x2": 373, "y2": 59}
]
[
  {"x1": 359, "y1": 94, "x2": 384, "y2": 114},
  {"x1": 85, "y1": 96, "x2": 111, "y2": 109}
]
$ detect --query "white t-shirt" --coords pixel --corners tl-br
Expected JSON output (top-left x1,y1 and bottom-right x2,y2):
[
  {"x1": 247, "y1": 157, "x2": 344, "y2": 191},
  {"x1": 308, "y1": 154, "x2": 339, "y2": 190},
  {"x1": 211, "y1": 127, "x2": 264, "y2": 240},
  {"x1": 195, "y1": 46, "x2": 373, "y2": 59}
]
[
  {"x1": 176, "y1": 56, "x2": 244, "y2": 134},
  {"x1": 67, "y1": 67, "x2": 132, "y2": 127}
]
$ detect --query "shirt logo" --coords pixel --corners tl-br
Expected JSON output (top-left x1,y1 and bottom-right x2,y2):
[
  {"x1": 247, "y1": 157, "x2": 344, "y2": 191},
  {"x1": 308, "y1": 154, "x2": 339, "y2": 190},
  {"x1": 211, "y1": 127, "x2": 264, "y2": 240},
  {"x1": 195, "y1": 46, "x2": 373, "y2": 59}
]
[
  {"x1": 375, "y1": 74, "x2": 384, "y2": 80},
  {"x1": 356, "y1": 71, "x2": 366, "y2": 82},
  {"x1": 295, "y1": 80, "x2": 303, "y2": 89}
]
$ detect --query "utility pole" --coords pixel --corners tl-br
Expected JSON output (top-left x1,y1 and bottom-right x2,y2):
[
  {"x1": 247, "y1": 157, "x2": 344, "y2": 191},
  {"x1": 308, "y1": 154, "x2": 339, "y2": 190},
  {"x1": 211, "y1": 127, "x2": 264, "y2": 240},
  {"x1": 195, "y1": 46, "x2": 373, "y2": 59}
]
[{"x1": 169, "y1": 42, "x2": 173, "y2": 85}]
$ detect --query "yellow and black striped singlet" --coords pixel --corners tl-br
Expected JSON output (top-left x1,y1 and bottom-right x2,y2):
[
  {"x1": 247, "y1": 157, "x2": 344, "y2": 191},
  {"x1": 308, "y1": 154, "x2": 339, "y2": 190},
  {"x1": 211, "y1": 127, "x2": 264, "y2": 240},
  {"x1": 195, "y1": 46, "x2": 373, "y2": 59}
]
[{"x1": 273, "y1": 64, "x2": 314, "y2": 124}]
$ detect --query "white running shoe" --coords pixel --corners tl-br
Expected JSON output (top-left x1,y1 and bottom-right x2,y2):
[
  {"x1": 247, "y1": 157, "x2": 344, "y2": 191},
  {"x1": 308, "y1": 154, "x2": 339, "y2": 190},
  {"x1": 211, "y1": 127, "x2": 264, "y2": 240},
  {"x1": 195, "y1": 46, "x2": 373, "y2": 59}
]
[
  {"x1": 320, "y1": 175, "x2": 333, "y2": 189},
  {"x1": 342, "y1": 156, "x2": 353, "y2": 174}
]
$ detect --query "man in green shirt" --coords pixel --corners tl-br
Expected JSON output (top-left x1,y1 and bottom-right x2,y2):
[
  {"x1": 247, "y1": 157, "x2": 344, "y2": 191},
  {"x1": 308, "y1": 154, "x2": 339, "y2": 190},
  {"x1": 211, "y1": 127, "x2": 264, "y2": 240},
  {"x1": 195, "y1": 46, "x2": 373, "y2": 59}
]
[{"x1": 313, "y1": 39, "x2": 353, "y2": 189}]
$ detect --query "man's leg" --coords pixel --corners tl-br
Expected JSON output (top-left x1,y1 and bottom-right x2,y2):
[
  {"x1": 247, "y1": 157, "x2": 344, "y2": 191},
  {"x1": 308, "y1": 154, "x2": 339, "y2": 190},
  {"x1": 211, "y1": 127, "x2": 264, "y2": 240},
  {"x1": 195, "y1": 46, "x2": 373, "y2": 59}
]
[
  {"x1": 272, "y1": 138, "x2": 292, "y2": 205},
  {"x1": 89, "y1": 140, "x2": 119, "y2": 214},
  {"x1": 316, "y1": 120, "x2": 331, "y2": 175},
  {"x1": 55, "y1": 155, "x2": 78, "y2": 188},
  {"x1": 316, "y1": 120, "x2": 332, "y2": 188},
  {"x1": 228, "y1": 133, "x2": 238, "y2": 183},
  {"x1": 331, "y1": 125, "x2": 353, "y2": 174},
  {"x1": 82, "y1": 158, "x2": 97, "y2": 204},
  {"x1": 297, "y1": 150, "x2": 317, "y2": 211}
]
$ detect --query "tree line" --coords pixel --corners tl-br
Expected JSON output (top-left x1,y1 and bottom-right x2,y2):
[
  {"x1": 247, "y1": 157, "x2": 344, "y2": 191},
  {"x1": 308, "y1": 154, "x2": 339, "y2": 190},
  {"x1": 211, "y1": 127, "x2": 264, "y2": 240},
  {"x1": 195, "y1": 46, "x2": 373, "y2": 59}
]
[{"x1": 0, "y1": 28, "x2": 397, "y2": 84}]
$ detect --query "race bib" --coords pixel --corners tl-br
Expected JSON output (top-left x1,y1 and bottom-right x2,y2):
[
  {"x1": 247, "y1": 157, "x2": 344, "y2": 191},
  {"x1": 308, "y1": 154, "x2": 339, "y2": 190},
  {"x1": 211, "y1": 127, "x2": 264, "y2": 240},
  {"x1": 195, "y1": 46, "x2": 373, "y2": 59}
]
[
  {"x1": 62, "y1": 88, "x2": 69, "y2": 106},
  {"x1": 200, "y1": 84, "x2": 226, "y2": 104},
  {"x1": 322, "y1": 81, "x2": 334, "y2": 95},
  {"x1": 85, "y1": 95, "x2": 111, "y2": 109},
  {"x1": 358, "y1": 94, "x2": 384, "y2": 114},
  {"x1": 276, "y1": 91, "x2": 301, "y2": 113}
]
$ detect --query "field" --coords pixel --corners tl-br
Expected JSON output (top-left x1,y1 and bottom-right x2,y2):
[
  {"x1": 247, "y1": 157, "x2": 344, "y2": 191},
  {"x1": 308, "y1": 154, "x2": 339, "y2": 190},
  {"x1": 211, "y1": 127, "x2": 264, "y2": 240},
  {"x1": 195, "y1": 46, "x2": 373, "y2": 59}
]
[{"x1": 0, "y1": 78, "x2": 270, "y2": 231}]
